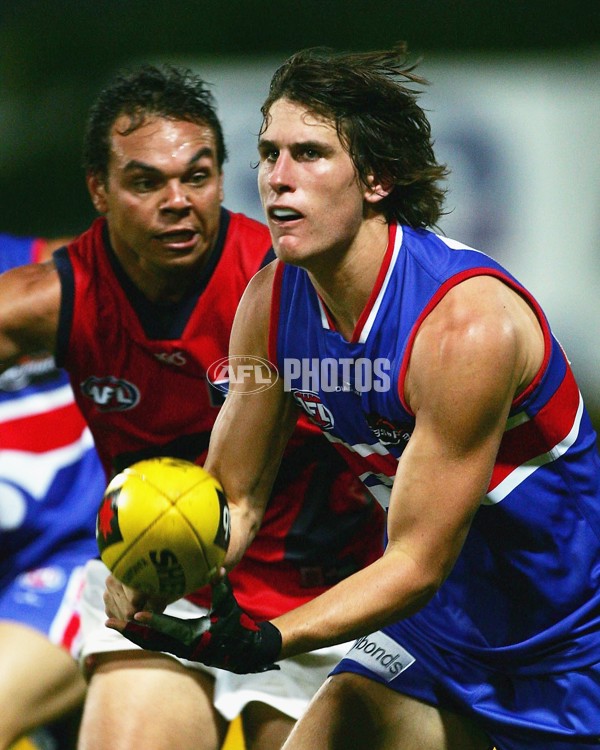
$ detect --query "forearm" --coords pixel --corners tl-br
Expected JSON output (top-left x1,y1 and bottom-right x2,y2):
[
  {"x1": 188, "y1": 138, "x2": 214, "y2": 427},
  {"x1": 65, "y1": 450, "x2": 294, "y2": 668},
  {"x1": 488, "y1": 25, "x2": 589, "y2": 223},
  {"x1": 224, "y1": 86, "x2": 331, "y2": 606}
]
[
  {"x1": 271, "y1": 546, "x2": 439, "y2": 659},
  {"x1": 221, "y1": 497, "x2": 264, "y2": 570},
  {"x1": 110, "y1": 546, "x2": 436, "y2": 673},
  {"x1": 205, "y1": 387, "x2": 299, "y2": 570},
  {"x1": 0, "y1": 263, "x2": 61, "y2": 368}
]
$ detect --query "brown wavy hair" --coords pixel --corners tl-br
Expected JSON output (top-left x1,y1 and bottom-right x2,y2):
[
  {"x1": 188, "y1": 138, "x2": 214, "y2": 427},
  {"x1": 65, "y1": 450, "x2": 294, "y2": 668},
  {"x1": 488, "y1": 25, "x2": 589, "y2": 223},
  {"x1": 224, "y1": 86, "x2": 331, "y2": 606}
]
[{"x1": 260, "y1": 43, "x2": 448, "y2": 229}]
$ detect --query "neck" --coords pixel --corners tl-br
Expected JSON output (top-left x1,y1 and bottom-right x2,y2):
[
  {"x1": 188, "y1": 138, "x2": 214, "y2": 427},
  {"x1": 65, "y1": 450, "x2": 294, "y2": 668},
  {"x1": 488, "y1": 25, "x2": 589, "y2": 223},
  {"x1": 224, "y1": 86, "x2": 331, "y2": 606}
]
[
  {"x1": 109, "y1": 239, "x2": 206, "y2": 305},
  {"x1": 308, "y1": 217, "x2": 390, "y2": 340}
]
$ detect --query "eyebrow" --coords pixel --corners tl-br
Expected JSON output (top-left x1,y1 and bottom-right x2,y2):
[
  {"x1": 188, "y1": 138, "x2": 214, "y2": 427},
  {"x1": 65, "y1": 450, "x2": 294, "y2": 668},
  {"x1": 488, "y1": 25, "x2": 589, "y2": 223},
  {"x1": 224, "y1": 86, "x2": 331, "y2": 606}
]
[
  {"x1": 257, "y1": 138, "x2": 330, "y2": 152},
  {"x1": 123, "y1": 146, "x2": 215, "y2": 173},
  {"x1": 257, "y1": 138, "x2": 276, "y2": 151}
]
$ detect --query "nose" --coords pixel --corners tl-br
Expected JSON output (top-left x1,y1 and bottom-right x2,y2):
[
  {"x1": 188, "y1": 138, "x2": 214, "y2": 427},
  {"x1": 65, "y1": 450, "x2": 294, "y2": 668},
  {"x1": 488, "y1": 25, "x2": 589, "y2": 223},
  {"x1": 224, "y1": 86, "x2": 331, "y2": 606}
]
[
  {"x1": 161, "y1": 180, "x2": 191, "y2": 212},
  {"x1": 268, "y1": 151, "x2": 294, "y2": 194}
]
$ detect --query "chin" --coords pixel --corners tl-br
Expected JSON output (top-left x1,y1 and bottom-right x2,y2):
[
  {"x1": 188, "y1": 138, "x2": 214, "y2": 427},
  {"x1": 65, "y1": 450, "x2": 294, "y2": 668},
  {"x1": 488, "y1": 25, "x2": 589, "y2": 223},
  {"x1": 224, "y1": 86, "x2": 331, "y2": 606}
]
[{"x1": 273, "y1": 240, "x2": 310, "y2": 267}]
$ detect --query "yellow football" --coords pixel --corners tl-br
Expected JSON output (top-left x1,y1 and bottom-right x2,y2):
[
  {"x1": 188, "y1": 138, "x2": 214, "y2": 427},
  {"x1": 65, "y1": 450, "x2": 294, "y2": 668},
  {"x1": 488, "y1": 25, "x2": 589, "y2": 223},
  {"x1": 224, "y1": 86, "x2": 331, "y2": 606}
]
[{"x1": 96, "y1": 457, "x2": 230, "y2": 602}]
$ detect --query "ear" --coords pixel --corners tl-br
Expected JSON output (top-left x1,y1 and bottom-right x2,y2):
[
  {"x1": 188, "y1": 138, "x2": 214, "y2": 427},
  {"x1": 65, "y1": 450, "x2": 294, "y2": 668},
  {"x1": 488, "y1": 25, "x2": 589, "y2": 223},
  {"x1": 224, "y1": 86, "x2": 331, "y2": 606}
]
[
  {"x1": 364, "y1": 174, "x2": 392, "y2": 205},
  {"x1": 87, "y1": 172, "x2": 109, "y2": 214},
  {"x1": 218, "y1": 171, "x2": 225, "y2": 203}
]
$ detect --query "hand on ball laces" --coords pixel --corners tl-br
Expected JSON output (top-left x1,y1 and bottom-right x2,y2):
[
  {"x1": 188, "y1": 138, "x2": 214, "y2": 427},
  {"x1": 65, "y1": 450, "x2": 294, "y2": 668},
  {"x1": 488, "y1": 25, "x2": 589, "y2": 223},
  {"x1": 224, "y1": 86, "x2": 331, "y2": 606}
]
[{"x1": 107, "y1": 575, "x2": 282, "y2": 674}]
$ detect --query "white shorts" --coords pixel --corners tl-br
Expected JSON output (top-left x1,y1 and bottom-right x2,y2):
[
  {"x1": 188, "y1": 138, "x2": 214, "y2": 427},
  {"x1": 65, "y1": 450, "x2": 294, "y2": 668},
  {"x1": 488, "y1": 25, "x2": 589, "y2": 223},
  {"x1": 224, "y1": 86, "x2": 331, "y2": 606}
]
[{"x1": 80, "y1": 558, "x2": 351, "y2": 721}]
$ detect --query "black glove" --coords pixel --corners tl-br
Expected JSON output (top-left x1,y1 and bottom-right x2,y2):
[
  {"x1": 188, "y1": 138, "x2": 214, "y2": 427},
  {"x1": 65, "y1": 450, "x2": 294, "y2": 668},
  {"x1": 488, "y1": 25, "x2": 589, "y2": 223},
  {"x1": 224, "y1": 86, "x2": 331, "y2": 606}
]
[{"x1": 120, "y1": 577, "x2": 282, "y2": 674}]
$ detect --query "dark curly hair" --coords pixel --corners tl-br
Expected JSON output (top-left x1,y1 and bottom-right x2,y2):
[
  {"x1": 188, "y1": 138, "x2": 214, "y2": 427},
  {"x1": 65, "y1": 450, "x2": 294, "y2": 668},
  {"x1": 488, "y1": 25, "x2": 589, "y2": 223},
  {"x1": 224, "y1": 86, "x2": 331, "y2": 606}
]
[
  {"x1": 83, "y1": 64, "x2": 227, "y2": 181},
  {"x1": 260, "y1": 43, "x2": 448, "y2": 229}
]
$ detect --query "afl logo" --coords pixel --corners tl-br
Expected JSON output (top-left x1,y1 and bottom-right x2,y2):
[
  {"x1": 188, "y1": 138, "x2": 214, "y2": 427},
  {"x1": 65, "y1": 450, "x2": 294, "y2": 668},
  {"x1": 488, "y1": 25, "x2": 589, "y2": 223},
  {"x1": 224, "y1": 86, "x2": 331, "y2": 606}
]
[
  {"x1": 206, "y1": 356, "x2": 279, "y2": 395},
  {"x1": 81, "y1": 376, "x2": 140, "y2": 412},
  {"x1": 292, "y1": 390, "x2": 334, "y2": 431}
]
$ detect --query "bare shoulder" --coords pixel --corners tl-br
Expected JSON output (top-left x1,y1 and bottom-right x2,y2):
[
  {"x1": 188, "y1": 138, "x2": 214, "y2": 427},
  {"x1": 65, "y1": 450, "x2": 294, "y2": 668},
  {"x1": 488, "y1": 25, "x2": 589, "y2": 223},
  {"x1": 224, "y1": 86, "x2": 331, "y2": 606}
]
[
  {"x1": 406, "y1": 274, "x2": 545, "y2": 416},
  {"x1": 0, "y1": 261, "x2": 62, "y2": 363},
  {"x1": 230, "y1": 259, "x2": 279, "y2": 356},
  {"x1": 0, "y1": 260, "x2": 61, "y2": 317},
  {"x1": 239, "y1": 259, "x2": 278, "y2": 317}
]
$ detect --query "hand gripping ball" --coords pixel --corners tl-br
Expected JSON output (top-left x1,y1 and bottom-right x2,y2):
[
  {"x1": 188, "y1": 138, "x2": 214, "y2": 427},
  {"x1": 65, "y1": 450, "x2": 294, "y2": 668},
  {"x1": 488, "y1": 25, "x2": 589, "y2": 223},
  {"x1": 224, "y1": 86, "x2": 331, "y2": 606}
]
[{"x1": 96, "y1": 457, "x2": 230, "y2": 602}]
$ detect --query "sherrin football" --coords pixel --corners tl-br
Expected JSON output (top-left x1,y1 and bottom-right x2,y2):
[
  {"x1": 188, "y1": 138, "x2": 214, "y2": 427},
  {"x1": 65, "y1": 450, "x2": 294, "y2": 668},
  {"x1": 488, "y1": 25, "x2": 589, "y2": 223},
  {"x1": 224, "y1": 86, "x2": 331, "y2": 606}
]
[{"x1": 96, "y1": 457, "x2": 230, "y2": 602}]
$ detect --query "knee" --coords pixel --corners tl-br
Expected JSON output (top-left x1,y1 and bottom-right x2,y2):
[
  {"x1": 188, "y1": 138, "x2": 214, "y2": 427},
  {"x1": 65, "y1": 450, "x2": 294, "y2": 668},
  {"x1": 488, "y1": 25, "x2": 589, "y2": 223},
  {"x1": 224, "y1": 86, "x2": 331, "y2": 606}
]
[
  {"x1": 321, "y1": 672, "x2": 376, "y2": 704},
  {"x1": 241, "y1": 703, "x2": 295, "y2": 750},
  {"x1": 317, "y1": 673, "x2": 383, "y2": 732},
  {"x1": 282, "y1": 674, "x2": 384, "y2": 750}
]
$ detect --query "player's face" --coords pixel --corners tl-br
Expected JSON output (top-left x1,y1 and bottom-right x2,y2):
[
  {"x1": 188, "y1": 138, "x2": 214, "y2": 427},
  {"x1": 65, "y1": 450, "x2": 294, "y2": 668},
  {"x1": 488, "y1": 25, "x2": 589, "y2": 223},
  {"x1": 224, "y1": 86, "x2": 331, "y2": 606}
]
[
  {"x1": 87, "y1": 116, "x2": 224, "y2": 282},
  {"x1": 258, "y1": 98, "x2": 373, "y2": 268}
]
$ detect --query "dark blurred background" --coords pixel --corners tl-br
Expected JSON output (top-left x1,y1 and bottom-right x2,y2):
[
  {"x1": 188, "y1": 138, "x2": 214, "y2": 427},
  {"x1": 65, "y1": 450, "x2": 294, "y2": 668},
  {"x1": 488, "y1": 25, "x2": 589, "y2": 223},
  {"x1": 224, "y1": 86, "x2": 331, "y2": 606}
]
[
  {"x1": 2, "y1": 0, "x2": 598, "y2": 235},
  {"x1": 1, "y1": 0, "x2": 599, "y2": 424}
]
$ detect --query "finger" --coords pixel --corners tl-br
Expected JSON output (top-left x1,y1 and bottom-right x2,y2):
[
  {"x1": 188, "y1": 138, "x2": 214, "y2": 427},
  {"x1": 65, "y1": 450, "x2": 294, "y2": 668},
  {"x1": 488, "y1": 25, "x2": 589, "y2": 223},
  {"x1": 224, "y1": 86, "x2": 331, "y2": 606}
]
[
  {"x1": 103, "y1": 590, "x2": 124, "y2": 619},
  {"x1": 105, "y1": 617, "x2": 127, "y2": 632},
  {"x1": 124, "y1": 584, "x2": 151, "y2": 610},
  {"x1": 141, "y1": 611, "x2": 209, "y2": 644},
  {"x1": 211, "y1": 571, "x2": 230, "y2": 590},
  {"x1": 120, "y1": 617, "x2": 198, "y2": 657},
  {"x1": 120, "y1": 620, "x2": 165, "y2": 650},
  {"x1": 103, "y1": 588, "x2": 138, "y2": 620},
  {"x1": 210, "y1": 566, "x2": 228, "y2": 583},
  {"x1": 211, "y1": 577, "x2": 234, "y2": 611},
  {"x1": 133, "y1": 611, "x2": 154, "y2": 624}
]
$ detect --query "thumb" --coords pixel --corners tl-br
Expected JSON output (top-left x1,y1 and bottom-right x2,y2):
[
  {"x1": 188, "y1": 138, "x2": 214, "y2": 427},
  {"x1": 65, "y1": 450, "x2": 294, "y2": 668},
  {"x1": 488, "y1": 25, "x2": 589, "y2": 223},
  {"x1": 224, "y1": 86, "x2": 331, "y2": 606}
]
[
  {"x1": 210, "y1": 576, "x2": 236, "y2": 612},
  {"x1": 137, "y1": 611, "x2": 210, "y2": 646}
]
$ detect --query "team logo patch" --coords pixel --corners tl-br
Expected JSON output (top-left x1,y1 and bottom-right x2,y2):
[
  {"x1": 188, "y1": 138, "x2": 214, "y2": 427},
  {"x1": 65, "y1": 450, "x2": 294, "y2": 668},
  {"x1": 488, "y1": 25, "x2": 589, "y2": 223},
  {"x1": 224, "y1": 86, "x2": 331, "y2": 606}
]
[
  {"x1": 366, "y1": 412, "x2": 412, "y2": 447},
  {"x1": 96, "y1": 488, "x2": 124, "y2": 551},
  {"x1": 17, "y1": 566, "x2": 66, "y2": 593},
  {"x1": 292, "y1": 390, "x2": 334, "y2": 430},
  {"x1": 345, "y1": 631, "x2": 416, "y2": 682},
  {"x1": 81, "y1": 376, "x2": 140, "y2": 411}
]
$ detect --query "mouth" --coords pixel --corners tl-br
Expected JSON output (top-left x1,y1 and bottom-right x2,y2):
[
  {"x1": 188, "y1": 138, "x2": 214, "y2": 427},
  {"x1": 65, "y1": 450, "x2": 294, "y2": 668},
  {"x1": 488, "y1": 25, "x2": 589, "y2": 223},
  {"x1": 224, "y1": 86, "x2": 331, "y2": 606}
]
[
  {"x1": 155, "y1": 229, "x2": 199, "y2": 249},
  {"x1": 268, "y1": 207, "x2": 303, "y2": 224}
]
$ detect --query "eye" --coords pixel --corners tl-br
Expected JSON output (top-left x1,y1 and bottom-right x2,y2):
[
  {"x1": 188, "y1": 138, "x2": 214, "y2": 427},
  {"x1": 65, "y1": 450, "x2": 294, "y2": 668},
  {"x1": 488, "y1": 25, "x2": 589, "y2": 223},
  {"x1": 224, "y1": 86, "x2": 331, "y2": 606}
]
[
  {"x1": 258, "y1": 145, "x2": 279, "y2": 163},
  {"x1": 301, "y1": 147, "x2": 319, "y2": 160},
  {"x1": 188, "y1": 170, "x2": 209, "y2": 185},
  {"x1": 131, "y1": 176, "x2": 158, "y2": 192}
]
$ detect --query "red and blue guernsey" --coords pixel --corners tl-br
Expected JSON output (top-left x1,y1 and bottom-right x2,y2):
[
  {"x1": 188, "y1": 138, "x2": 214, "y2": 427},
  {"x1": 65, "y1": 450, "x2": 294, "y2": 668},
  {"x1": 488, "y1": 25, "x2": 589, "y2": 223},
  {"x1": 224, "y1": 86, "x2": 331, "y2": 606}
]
[
  {"x1": 0, "y1": 234, "x2": 105, "y2": 655},
  {"x1": 271, "y1": 223, "x2": 600, "y2": 746}
]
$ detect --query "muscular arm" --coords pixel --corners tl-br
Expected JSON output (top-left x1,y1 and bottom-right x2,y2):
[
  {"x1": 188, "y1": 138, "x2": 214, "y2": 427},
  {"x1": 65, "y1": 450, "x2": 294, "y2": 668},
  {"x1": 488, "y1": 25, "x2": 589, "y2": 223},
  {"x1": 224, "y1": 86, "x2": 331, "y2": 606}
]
[
  {"x1": 104, "y1": 261, "x2": 299, "y2": 622},
  {"x1": 0, "y1": 262, "x2": 61, "y2": 370},
  {"x1": 205, "y1": 261, "x2": 299, "y2": 569},
  {"x1": 269, "y1": 276, "x2": 545, "y2": 658},
  {"x1": 109, "y1": 274, "x2": 545, "y2": 670}
]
